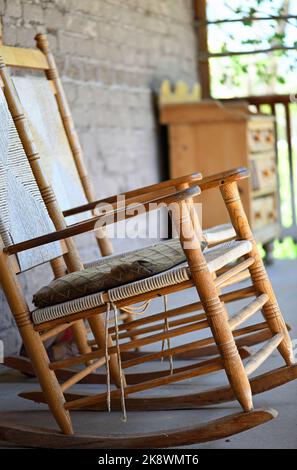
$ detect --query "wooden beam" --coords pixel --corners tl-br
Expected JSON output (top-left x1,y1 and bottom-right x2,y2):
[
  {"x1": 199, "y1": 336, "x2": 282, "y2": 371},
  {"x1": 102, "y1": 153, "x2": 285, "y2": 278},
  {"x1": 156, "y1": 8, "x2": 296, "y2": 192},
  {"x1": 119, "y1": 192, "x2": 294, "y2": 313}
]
[
  {"x1": 197, "y1": 14, "x2": 297, "y2": 26},
  {"x1": 195, "y1": 0, "x2": 210, "y2": 98},
  {"x1": 220, "y1": 94, "x2": 292, "y2": 105},
  {"x1": 0, "y1": 19, "x2": 3, "y2": 46},
  {"x1": 284, "y1": 102, "x2": 296, "y2": 226},
  {"x1": 206, "y1": 45, "x2": 297, "y2": 59}
]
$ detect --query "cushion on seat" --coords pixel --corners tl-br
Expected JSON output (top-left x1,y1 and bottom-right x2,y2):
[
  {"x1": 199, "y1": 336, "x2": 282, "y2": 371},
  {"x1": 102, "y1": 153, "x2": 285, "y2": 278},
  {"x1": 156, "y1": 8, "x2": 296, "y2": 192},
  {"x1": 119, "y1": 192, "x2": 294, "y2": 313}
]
[
  {"x1": 31, "y1": 239, "x2": 252, "y2": 325},
  {"x1": 33, "y1": 238, "x2": 206, "y2": 309}
]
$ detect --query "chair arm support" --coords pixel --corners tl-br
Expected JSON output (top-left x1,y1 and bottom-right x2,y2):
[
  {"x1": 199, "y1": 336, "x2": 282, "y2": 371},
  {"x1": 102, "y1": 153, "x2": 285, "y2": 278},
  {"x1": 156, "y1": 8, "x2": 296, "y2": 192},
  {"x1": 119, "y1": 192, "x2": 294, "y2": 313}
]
[
  {"x1": 199, "y1": 167, "x2": 250, "y2": 191},
  {"x1": 5, "y1": 186, "x2": 201, "y2": 255},
  {"x1": 63, "y1": 172, "x2": 202, "y2": 217}
]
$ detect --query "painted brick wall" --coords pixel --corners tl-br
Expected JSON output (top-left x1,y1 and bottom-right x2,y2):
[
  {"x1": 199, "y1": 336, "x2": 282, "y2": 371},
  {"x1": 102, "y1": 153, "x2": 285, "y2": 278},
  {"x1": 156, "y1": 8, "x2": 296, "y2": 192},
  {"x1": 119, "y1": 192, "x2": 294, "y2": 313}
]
[{"x1": 0, "y1": 0, "x2": 198, "y2": 356}]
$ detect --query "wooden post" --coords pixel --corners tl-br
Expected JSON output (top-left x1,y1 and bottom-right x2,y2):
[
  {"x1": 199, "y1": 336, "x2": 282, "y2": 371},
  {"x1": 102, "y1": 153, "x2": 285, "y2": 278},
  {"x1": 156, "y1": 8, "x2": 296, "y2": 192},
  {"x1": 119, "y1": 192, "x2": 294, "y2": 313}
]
[
  {"x1": 171, "y1": 197, "x2": 253, "y2": 412},
  {"x1": 35, "y1": 33, "x2": 113, "y2": 257},
  {"x1": 284, "y1": 103, "x2": 296, "y2": 228},
  {"x1": 176, "y1": 182, "x2": 204, "y2": 241},
  {"x1": 0, "y1": 238, "x2": 73, "y2": 435},
  {"x1": 220, "y1": 182, "x2": 294, "y2": 366},
  {"x1": 195, "y1": 0, "x2": 211, "y2": 98},
  {"x1": 0, "y1": 20, "x2": 3, "y2": 46}
]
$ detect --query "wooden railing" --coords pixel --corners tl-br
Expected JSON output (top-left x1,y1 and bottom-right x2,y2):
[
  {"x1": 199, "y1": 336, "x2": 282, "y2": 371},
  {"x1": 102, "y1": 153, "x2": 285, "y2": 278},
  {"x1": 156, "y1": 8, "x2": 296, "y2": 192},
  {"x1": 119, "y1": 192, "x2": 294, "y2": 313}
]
[{"x1": 222, "y1": 94, "x2": 297, "y2": 240}]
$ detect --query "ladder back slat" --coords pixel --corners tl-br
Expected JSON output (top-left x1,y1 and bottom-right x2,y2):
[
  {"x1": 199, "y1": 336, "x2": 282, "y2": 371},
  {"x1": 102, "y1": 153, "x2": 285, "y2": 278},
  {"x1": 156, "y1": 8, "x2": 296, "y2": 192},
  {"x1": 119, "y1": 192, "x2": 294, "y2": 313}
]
[{"x1": 0, "y1": 45, "x2": 49, "y2": 70}]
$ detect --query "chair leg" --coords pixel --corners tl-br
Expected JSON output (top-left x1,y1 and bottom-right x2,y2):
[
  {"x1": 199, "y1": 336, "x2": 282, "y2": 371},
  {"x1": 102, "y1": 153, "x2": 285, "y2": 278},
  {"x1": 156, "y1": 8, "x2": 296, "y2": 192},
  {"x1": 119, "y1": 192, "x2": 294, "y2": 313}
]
[
  {"x1": 122, "y1": 313, "x2": 140, "y2": 353},
  {"x1": 21, "y1": 324, "x2": 73, "y2": 435},
  {"x1": 220, "y1": 182, "x2": 294, "y2": 366},
  {"x1": 72, "y1": 320, "x2": 92, "y2": 355},
  {"x1": 172, "y1": 200, "x2": 253, "y2": 412},
  {"x1": 0, "y1": 239, "x2": 73, "y2": 434},
  {"x1": 193, "y1": 271, "x2": 253, "y2": 411}
]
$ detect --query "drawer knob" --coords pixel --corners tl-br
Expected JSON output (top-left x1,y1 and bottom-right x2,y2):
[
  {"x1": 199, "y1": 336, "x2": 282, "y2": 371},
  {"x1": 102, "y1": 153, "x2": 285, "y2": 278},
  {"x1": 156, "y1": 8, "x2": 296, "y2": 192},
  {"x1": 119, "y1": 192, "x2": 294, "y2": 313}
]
[
  {"x1": 254, "y1": 133, "x2": 260, "y2": 142},
  {"x1": 255, "y1": 211, "x2": 262, "y2": 219},
  {"x1": 262, "y1": 169, "x2": 270, "y2": 177}
]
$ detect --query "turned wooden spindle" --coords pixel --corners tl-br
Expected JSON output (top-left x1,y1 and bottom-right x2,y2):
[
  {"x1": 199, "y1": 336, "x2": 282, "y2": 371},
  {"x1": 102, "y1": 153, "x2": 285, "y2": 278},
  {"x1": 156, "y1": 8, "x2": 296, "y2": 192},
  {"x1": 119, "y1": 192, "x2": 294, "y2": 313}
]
[
  {"x1": 0, "y1": 238, "x2": 73, "y2": 435},
  {"x1": 220, "y1": 181, "x2": 294, "y2": 366},
  {"x1": 35, "y1": 33, "x2": 113, "y2": 257},
  {"x1": 170, "y1": 198, "x2": 253, "y2": 412},
  {"x1": 175, "y1": 182, "x2": 204, "y2": 242}
]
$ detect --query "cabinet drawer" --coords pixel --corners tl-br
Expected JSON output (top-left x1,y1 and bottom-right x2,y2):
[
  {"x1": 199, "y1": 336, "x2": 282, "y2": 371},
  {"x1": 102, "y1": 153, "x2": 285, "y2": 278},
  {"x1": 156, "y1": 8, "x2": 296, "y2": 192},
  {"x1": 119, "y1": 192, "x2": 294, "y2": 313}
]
[
  {"x1": 252, "y1": 196, "x2": 277, "y2": 230},
  {"x1": 248, "y1": 127, "x2": 275, "y2": 153},
  {"x1": 251, "y1": 155, "x2": 277, "y2": 191}
]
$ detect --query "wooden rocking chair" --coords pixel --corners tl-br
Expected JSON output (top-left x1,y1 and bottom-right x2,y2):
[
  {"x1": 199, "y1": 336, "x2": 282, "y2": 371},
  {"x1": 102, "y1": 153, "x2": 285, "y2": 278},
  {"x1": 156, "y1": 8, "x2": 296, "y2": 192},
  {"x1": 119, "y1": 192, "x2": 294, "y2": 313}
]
[
  {"x1": 0, "y1": 35, "x2": 274, "y2": 380},
  {"x1": 0, "y1": 77, "x2": 296, "y2": 448}
]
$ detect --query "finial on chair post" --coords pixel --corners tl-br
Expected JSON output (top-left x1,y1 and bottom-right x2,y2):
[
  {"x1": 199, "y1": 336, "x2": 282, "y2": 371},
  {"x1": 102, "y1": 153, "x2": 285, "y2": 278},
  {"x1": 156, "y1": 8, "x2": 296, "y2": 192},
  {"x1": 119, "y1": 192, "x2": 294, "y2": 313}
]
[
  {"x1": 0, "y1": 56, "x2": 6, "y2": 89},
  {"x1": 35, "y1": 33, "x2": 50, "y2": 53},
  {"x1": 0, "y1": 54, "x2": 5, "y2": 69},
  {"x1": 35, "y1": 33, "x2": 57, "y2": 80}
]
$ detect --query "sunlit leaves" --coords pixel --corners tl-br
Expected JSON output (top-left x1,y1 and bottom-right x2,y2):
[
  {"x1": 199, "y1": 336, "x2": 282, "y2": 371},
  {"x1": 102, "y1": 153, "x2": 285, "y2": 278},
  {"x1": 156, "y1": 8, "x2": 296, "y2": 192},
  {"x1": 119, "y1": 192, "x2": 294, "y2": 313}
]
[{"x1": 215, "y1": 0, "x2": 297, "y2": 88}]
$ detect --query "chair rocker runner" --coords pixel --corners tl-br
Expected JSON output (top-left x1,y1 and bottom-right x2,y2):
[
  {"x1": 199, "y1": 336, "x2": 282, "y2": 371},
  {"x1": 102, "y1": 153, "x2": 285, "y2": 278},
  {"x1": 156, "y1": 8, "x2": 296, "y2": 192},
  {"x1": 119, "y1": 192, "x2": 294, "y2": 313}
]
[
  {"x1": 0, "y1": 35, "x2": 273, "y2": 380},
  {"x1": 0, "y1": 78, "x2": 296, "y2": 447}
]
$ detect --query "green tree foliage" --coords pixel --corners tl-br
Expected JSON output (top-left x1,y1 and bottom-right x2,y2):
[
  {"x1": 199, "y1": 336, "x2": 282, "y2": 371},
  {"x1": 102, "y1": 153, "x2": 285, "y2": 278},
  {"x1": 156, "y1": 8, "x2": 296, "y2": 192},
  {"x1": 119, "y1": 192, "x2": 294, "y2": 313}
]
[{"x1": 212, "y1": 0, "x2": 297, "y2": 91}]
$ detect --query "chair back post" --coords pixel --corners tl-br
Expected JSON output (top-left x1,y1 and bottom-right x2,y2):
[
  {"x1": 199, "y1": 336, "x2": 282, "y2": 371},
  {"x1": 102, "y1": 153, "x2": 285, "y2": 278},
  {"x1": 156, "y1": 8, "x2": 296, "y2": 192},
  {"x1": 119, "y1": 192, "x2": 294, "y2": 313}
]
[
  {"x1": 220, "y1": 181, "x2": 294, "y2": 365},
  {"x1": 35, "y1": 33, "x2": 113, "y2": 257},
  {"x1": 175, "y1": 181, "x2": 204, "y2": 242}
]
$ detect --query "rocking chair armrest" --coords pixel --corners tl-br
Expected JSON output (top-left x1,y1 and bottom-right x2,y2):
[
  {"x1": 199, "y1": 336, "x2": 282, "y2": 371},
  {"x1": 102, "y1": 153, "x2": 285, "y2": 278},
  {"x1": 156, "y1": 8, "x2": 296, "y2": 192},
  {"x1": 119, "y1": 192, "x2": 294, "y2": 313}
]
[
  {"x1": 63, "y1": 172, "x2": 202, "y2": 217},
  {"x1": 199, "y1": 167, "x2": 250, "y2": 191},
  {"x1": 4, "y1": 185, "x2": 201, "y2": 255}
]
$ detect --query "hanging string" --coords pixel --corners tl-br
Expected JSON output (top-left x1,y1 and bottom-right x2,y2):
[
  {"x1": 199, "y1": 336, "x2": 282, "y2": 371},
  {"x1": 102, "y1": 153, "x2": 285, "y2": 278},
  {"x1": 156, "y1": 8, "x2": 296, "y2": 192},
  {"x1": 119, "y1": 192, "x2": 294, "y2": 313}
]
[
  {"x1": 120, "y1": 300, "x2": 151, "y2": 315},
  {"x1": 112, "y1": 302, "x2": 127, "y2": 422},
  {"x1": 105, "y1": 303, "x2": 111, "y2": 412},
  {"x1": 161, "y1": 295, "x2": 174, "y2": 375},
  {"x1": 105, "y1": 301, "x2": 151, "y2": 324}
]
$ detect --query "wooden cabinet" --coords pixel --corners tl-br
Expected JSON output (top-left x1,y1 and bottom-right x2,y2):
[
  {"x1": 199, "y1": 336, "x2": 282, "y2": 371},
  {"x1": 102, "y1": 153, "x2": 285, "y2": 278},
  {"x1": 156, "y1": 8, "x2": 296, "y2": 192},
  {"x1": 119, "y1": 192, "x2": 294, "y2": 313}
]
[{"x1": 160, "y1": 100, "x2": 280, "y2": 245}]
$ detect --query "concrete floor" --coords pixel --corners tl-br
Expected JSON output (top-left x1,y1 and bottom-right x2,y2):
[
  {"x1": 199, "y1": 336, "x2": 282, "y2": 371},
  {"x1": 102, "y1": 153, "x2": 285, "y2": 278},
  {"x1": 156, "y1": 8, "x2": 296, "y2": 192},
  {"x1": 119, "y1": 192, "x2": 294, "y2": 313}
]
[{"x1": 0, "y1": 259, "x2": 297, "y2": 449}]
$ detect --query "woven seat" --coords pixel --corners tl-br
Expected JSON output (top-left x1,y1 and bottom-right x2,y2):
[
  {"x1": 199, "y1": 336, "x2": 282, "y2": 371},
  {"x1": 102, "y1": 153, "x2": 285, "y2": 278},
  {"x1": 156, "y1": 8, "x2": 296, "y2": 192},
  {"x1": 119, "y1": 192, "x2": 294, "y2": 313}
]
[{"x1": 32, "y1": 239, "x2": 252, "y2": 325}]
